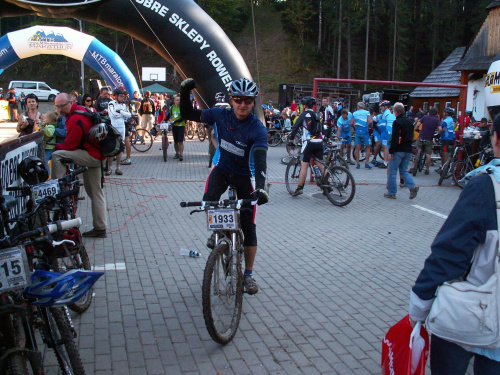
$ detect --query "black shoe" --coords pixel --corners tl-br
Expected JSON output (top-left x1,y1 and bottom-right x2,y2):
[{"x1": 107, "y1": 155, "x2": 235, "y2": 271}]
[
  {"x1": 82, "y1": 228, "x2": 107, "y2": 238},
  {"x1": 174, "y1": 153, "x2": 179, "y2": 159},
  {"x1": 206, "y1": 232, "x2": 216, "y2": 249},
  {"x1": 179, "y1": 155, "x2": 183, "y2": 161},
  {"x1": 291, "y1": 187, "x2": 303, "y2": 196}
]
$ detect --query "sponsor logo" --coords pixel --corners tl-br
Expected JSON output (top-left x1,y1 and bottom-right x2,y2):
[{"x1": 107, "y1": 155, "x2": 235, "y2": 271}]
[
  {"x1": 235, "y1": 141, "x2": 247, "y2": 147},
  {"x1": 28, "y1": 29, "x2": 73, "y2": 50},
  {"x1": 220, "y1": 139, "x2": 244, "y2": 157},
  {"x1": 485, "y1": 70, "x2": 500, "y2": 94}
]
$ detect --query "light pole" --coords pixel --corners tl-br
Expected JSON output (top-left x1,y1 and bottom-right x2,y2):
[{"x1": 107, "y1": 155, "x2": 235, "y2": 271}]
[{"x1": 74, "y1": 18, "x2": 84, "y2": 95}]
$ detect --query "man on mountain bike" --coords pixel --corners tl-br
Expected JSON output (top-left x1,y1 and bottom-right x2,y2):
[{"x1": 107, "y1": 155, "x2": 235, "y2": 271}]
[
  {"x1": 436, "y1": 107, "x2": 456, "y2": 173},
  {"x1": 287, "y1": 96, "x2": 323, "y2": 196},
  {"x1": 337, "y1": 109, "x2": 355, "y2": 165},
  {"x1": 179, "y1": 78, "x2": 269, "y2": 295}
]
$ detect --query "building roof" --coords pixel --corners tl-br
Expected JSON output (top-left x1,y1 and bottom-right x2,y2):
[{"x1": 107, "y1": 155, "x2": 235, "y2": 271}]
[
  {"x1": 452, "y1": 55, "x2": 497, "y2": 72},
  {"x1": 140, "y1": 83, "x2": 176, "y2": 95},
  {"x1": 410, "y1": 47, "x2": 465, "y2": 98}
]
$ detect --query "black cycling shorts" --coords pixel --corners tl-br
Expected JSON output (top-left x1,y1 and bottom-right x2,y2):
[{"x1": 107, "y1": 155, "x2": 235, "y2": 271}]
[
  {"x1": 172, "y1": 126, "x2": 185, "y2": 143},
  {"x1": 301, "y1": 141, "x2": 324, "y2": 163},
  {"x1": 203, "y1": 167, "x2": 257, "y2": 247},
  {"x1": 125, "y1": 123, "x2": 131, "y2": 137}
]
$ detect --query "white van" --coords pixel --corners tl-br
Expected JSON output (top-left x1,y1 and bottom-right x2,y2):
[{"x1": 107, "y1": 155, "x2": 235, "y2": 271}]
[{"x1": 8, "y1": 81, "x2": 60, "y2": 102}]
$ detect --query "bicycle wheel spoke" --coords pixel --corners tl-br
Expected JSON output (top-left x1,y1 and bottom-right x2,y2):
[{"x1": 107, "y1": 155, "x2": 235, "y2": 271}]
[{"x1": 323, "y1": 166, "x2": 355, "y2": 206}]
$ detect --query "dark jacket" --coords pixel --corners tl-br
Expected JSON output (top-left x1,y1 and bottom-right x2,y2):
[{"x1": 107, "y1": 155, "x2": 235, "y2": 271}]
[{"x1": 390, "y1": 114, "x2": 414, "y2": 154}]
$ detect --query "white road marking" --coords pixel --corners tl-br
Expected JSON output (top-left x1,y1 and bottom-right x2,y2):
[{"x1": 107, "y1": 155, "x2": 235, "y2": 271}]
[
  {"x1": 93, "y1": 263, "x2": 126, "y2": 271},
  {"x1": 411, "y1": 205, "x2": 448, "y2": 219}
]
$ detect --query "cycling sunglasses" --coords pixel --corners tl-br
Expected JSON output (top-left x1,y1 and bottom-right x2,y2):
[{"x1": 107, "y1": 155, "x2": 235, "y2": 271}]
[{"x1": 231, "y1": 97, "x2": 254, "y2": 105}]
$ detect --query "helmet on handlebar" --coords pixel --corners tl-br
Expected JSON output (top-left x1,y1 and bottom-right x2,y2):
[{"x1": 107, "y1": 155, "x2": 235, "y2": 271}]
[
  {"x1": 88, "y1": 123, "x2": 108, "y2": 143},
  {"x1": 444, "y1": 107, "x2": 455, "y2": 116},
  {"x1": 18, "y1": 156, "x2": 49, "y2": 185},
  {"x1": 229, "y1": 78, "x2": 259, "y2": 98},
  {"x1": 379, "y1": 100, "x2": 391, "y2": 108},
  {"x1": 24, "y1": 269, "x2": 104, "y2": 307},
  {"x1": 215, "y1": 92, "x2": 226, "y2": 102},
  {"x1": 300, "y1": 96, "x2": 317, "y2": 108}
]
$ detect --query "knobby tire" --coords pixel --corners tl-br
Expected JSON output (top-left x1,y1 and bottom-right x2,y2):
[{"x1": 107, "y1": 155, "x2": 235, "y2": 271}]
[
  {"x1": 267, "y1": 130, "x2": 281, "y2": 147},
  {"x1": 452, "y1": 160, "x2": 472, "y2": 189},
  {"x1": 438, "y1": 160, "x2": 451, "y2": 186},
  {"x1": 67, "y1": 242, "x2": 93, "y2": 313},
  {"x1": 323, "y1": 166, "x2": 356, "y2": 206},
  {"x1": 198, "y1": 125, "x2": 206, "y2": 142},
  {"x1": 202, "y1": 243, "x2": 243, "y2": 345},
  {"x1": 285, "y1": 157, "x2": 302, "y2": 195},
  {"x1": 131, "y1": 129, "x2": 153, "y2": 152},
  {"x1": 162, "y1": 135, "x2": 168, "y2": 162}
]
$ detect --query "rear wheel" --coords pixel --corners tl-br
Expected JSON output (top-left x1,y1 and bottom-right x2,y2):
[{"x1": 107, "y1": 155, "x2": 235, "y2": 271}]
[
  {"x1": 323, "y1": 166, "x2": 355, "y2": 206},
  {"x1": 438, "y1": 160, "x2": 451, "y2": 186},
  {"x1": 130, "y1": 128, "x2": 153, "y2": 152},
  {"x1": 285, "y1": 157, "x2": 302, "y2": 195},
  {"x1": 353, "y1": 144, "x2": 366, "y2": 162},
  {"x1": 202, "y1": 243, "x2": 243, "y2": 345},
  {"x1": 452, "y1": 160, "x2": 472, "y2": 189},
  {"x1": 267, "y1": 130, "x2": 281, "y2": 147},
  {"x1": 412, "y1": 151, "x2": 422, "y2": 176},
  {"x1": 162, "y1": 135, "x2": 168, "y2": 162},
  {"x1": 197, "y1": 124, "x2": 206, "y2": 142},
  {"x1": 186, "y1": 122, "x2": 195, "y2": 139}
]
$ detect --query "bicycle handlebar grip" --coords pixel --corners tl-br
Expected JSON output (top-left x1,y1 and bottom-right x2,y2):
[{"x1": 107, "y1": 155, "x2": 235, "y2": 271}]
[
  {"x1": 71, "y1": 167, "x2": 88, "y2": 177},
  {"x1": 47, "y1": 218, "x2": 82, "y2": 234},
  {"x1": 56, "y1": 189, "x2": 79, "y2": 199},
  {"x1": 6, "y1": 186, "x2": 32, "y2": 192},
  {"x1": 180, "y1": 201, "x2": 202, "y2": 207}
]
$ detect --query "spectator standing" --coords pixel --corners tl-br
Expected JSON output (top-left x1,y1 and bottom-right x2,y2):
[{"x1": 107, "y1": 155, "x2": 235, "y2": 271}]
[
  {"x1": 385, "y1": 102, "x2": 419, "y2": 199},
  {"x1": 167, "y1": 95, "x2": 186, "y2": 161},
  {"x1": 40, "y1": 111, "x2": 57, "y2": 164},
  {"x1": 436, "y1": 108, "x2": 456, "y2": 173},
  {"x1": 51, "y1": 93, "x2": 107, "y2": 238},
  {"x1": 81, "y1": 94, "x2": 96, "y2": 113},
  {"x1": 94, "y1": 87, "x2": 112, "y2": 115},
  {"x1": 459, "y1": 110, "x2": 471, "y2": 127},
  {"x1": 7, "y1": 88, "x2": 17, "y2": 121},
  {"x1": 409, "y1": 114, "x2": 500, "y2": 374},
  {"x1": 19, "y1": 92, "x2": 26, "y2": 111},
  {"x1": 412, "y1": 107, "x2": 440, "y2": 175},
  {"x1": 17, "y1": 93, "x2": 41, "y2": 136},
  {"x1": 479, "y1": 117, "x2": 492, "y2": 149},
  {"x1": 106, "y1": 88, "x2": 131, "y2": 175},
  {"x1": 415, "y1": 107, "x2": 425, "y2": 120},
  {"x1": 138, "y1": 91, "x2": 156, "y2": 132},
  {"x1": 319, "y1": 97, "x2": 334, "y2": 137},
  {"x1": 290, "y1": 99, "x2": 298, "y2": 113}
]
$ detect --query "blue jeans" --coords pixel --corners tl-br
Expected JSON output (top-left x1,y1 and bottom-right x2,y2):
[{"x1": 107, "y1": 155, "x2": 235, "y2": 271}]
[
  {"x1": 431, "y1": 335, "x2": 500, "y2": 374},
  {"x1": 387, "y1": 152, "x2": 415, "y2": 195}
]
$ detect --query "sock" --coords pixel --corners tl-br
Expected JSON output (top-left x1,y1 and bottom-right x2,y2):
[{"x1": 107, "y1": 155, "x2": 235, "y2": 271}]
[{"x1": 244, "y1": 269, "x2": 253, "y2": 277}]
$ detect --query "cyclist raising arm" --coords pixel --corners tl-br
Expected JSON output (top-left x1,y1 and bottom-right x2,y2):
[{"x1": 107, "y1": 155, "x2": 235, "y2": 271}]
[{"x1": 179, "y1": 78, "x2": 269, "y2": 295}]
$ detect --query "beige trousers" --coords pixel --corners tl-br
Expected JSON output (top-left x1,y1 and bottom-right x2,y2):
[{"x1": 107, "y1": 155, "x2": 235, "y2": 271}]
[{"x1": 51, "y1": 150, "x2": 107, "y2": 231}]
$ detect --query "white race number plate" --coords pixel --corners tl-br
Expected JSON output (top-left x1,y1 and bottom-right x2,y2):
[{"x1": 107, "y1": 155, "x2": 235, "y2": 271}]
[
  {"x1": 207, "y1": 209, "x2": 238, "y2": 230},
  {"x1": 160, "y1": 123, "x2": 170, "y2": 130},
  {"x1": 0, "y1": 247, "x2": 30, "y2": 293},
  {"x1": 33, "y1": 180, "x2": 60, "y2": 203}
]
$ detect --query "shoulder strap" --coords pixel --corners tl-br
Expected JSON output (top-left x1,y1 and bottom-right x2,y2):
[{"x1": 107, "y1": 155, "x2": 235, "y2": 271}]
[{"x1": 489, "y1": 174, "x2": 500, "y2": 259}]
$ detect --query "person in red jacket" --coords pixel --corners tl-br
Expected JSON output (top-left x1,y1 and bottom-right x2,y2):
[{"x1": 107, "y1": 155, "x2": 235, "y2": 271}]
[{"x1": 51, "y1": 93, "x2": 108, "y2": 238}]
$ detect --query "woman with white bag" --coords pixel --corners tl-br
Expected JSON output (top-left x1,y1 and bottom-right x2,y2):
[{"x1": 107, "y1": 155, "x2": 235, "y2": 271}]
[{"x1": 409, "y1": 114, "x2": 500, "y2": 374}]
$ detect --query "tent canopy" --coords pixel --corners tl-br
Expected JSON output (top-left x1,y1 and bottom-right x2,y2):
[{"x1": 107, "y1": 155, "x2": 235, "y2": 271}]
[{"x1": 141, "y1": 83, "x2": 177, "y2": 95}]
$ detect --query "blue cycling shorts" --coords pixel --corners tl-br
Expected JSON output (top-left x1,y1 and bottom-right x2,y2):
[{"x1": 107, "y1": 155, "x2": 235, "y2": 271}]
[
  {"x1": 373, "y1": 130, "x2": 381, "y2": 142},
  {"x1": 381, "y1": 131, "x2": 390, "y2": 146},
  {"x1": 355, "y1": 133, "x2": 370, "y2": 146},
  {"x1": 340, "y1": 133, "x2": 351, "y2": 145}
]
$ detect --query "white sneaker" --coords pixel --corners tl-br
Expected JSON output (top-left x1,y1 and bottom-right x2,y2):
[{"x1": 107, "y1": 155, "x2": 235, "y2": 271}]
[{"x1": 121, "y1": 158, "x2": 131, "y2": 165}]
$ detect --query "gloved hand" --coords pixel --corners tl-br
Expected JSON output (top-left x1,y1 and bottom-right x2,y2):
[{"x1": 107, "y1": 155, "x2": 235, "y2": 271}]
[
  {"x1": 180, "y1": 78, "x2": 196, "y2": 94},
  {"x1": 251, "y1": 188, "x2": 269, "y2": 206}
]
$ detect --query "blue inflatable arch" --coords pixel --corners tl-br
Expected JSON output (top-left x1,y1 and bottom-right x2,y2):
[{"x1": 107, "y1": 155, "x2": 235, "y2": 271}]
[
  {"x1": 0, "y1": 0, "x2": 263, "y2": 118},
  {"x1": 0, "y1": 25, "x2": 140, "y2": 96}
]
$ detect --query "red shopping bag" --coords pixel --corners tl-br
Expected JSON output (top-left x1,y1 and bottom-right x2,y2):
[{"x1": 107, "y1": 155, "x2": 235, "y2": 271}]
[{"x1": 381, "y1": 315, "x2": 429, "y2": 375}]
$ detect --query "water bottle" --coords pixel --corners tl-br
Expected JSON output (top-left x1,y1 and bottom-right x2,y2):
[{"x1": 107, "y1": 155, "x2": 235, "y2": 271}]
[
  {"x1": 180, "y1": 248, "x2": 201, "y2": 257},
  {"x1": 313, "y1": 166, "x2": 321, "y2": 178}
]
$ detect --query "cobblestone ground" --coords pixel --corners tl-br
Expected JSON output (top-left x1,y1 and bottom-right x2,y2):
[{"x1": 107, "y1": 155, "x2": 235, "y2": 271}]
[{"x1": 1, "y1": 120, "x2": 469, "y2": 374}]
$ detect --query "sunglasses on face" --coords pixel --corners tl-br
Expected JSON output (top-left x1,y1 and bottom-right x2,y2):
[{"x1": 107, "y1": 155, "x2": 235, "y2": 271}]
[
  {"x1": 85, "y1": 99, "x2": 92, "y2": 102},
  {"x1": 232, "y1": 97, "x2": 254, "y2": 105}
]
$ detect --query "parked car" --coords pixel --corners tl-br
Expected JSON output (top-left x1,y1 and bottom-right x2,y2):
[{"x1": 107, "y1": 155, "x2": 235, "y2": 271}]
[{"x1": 8, "y1": 81, "x2": 59, "y2": 102}]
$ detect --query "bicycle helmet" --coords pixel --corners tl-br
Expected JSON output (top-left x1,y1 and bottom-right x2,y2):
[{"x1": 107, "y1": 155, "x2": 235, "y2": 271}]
[
  {"x1": 229, "y1": 78, "x2": 259, "y2": 98},
  {"x1": 444, "y1": 107, "x2": 455, "y2": 116},
  {"x1": 113, "y1": 88, "x2": 127, "y2": 96},
  {"x1": 18, "y1": 156, "x2": 49, "y2": 185},
  {"x1": 24, "y1": 269, "x2": 104, "y2": 307},
  {"x1": 379, "y1": 100, "x2": 391, "y2": 108},
  {"x1": 88, "y1": 123, "x2": 108, "y2": 143},
  {"x1": 300, "y1": 96, "x2": 317, "y2": 108},
  {"x1": 215, "y1": 92, "x2": 225, "y2": 102}
]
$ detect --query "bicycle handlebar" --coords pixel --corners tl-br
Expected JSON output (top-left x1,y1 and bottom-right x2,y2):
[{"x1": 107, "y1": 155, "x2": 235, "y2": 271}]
[{"x1": 180, "y1": 199, "x2": 255, "y2": 208}]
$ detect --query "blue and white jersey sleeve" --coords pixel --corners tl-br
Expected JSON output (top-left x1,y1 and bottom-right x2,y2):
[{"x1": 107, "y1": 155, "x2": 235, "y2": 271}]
[{"x1": 386, "y1": 113, "x2": 396, "y2": 135}]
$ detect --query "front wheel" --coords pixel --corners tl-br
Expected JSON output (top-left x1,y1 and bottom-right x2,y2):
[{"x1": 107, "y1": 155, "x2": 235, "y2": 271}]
[
  {"x1": 130, "y1": 128, "x2": 153, "y2": 152},
  {"x1": 267, "y1": 130, "x2": 281, "y2": 147},
  {"x1": 352, "y1": 144, "x2": 366, "y2": 162},
  {"x1": 48, "y1": 94, "x2": 56, "y2": 102},
  {"x1": 412, "y1": 151, "x2": 422, "y2": 176},
  {"x1": 452, "y1": 160, "x2": 472, "y2": 189},
  {"x1": 285, "y1": 157, "x2": 302, "y2": 195},
  {"x1": 202, "y1": 243, "x2": 243, "y2": 344},
  {"x1": 186, "y1": 122, "x2": 195, "y2": 139},
  {"x1": 197, "y1": 124, "x2": 206, "y2": 142},
  {"x1": 438, "y1": 160, "x2": 451, "y2": 186},
  {"x1": 323, "y1": 166, "x2": 356, "y2": 206},
  {"x1": 162, "y1": 134, "x2": 168, "y2": 162}
]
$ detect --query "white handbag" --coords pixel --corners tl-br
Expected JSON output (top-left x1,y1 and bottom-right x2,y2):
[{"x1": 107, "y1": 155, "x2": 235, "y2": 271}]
[{"x1": 425, "y1": 174, "x2": 500, "y2": 349}]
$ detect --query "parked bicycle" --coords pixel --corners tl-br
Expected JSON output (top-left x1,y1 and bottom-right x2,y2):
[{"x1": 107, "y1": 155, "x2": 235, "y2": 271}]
[
  {"x1": 128, "y1": 114, "x2": 153, "y2": 152},
  {"x1": 285, "y1": 154, "x2": 355, "y2": 206},
  {"x1": 180, "y1": 186, "x2": 255, "y2": 344},
  {"x1": 186, "y1": 120, "x2": 206, "y2": 142},
  {"x1": 158, "y1": 121, "x2": 172, "y2": 162}
]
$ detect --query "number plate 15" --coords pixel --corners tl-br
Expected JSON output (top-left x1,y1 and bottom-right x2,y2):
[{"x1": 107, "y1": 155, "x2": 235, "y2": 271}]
[
  {"x1": 207, "y1": 209, "x2": 238, "y2": 230},
  {"x1": 0, "y1": 246, "x2": 30, "y2": 293},
  {"x1": 33, "y1": 180, "x2": 60, "y2": 204}
]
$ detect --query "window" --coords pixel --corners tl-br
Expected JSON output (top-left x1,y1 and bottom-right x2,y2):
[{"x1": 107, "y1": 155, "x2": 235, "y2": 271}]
[
  {"x1": 38, "y1": 84, "x2": 50, "y2": 91},
  {"x1": 12, "y1": 82, "x2": 23, "y2": 89},
  {"x1": 423, "y1": 102, "x2": 429, "y2": 112},
  {"x1": 23, "y1": 83, "x2": 36, "y2": 89},
  {"x1": 445, "y1": 101, "x2": 451, "y2": 109}
]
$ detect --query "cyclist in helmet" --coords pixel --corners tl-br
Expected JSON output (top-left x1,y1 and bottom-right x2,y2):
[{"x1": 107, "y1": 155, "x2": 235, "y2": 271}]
[
  {"x1": 107, "y1": 88, "x2": 131, "y2": 175},
  {"x1": 436, "y1": 107, "x2": 456, "y2": 173},
  {"x1": 287, "y1": 96, "x2": 323, "y2": 196},
  {"x1": 180, "y1": 78, "x2": 269, "y2": 295}
]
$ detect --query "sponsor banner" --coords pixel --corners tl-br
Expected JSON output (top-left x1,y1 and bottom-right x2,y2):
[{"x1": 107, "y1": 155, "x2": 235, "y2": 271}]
[
  {"x1": 83, "y1": 39, "x2": 140, "y2": 94},
  {"x1": 0, "y1": 34, "x2": 20, "y2": 73},
  {"x1": 485, "y1": 53, "x2": 500, "y2": 121},
  {"x1": 7, "y1": 25, "x2": 93, "y2": 60}
]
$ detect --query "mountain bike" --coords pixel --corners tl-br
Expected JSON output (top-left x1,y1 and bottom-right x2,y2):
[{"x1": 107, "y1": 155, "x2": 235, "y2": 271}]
[
  {"x1": 324, "y1": 137, "x2": 349, "y2": 170},
  {"x1": 280, "y1": 129, "x2": 302, "y2": 165},
  {"x1": 128, "y1": 115, "x2": 153, "y2": 152},
  {"x1": 285, "y1": 154, "x2": 356, "y2": 206},
  {"x1": 180, "y1": 187, "x2": 255, "y2": 344},
  {"x1": 158, "y1": 121, "x2": 172, "y2": 162},
  {"x1": 186, "y1": 121, "x2": 206, "y2": 142}
]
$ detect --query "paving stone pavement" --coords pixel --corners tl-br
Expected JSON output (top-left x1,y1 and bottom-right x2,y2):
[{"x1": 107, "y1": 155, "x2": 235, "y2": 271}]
[{"x1": 2, "y1": 122, "x2": 470, "y2": 374}]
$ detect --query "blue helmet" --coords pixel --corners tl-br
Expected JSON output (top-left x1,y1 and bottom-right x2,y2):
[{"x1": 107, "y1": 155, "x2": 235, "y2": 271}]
[{"x1": 24, "y1": 269, "x2": 104, "y2": 307}]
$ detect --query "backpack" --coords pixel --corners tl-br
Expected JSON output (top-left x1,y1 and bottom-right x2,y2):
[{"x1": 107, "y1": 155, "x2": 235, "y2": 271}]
[
  {"x1": 74, "y1": 109, "x2": 124, "y2": 157},
  {"x1": 142, "y1": 100, "x2": 152, "y2": 114},
  {"x1": 305, "y1": 110, "x2": 322, "y2": 137}
]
